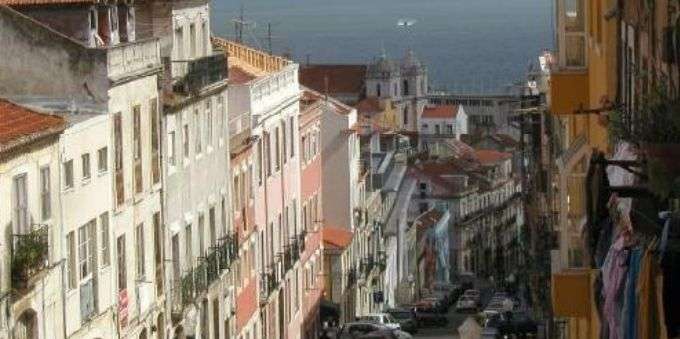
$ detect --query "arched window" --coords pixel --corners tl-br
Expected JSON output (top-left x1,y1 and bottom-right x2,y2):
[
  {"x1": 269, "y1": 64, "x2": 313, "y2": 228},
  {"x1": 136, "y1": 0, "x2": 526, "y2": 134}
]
[
  {"x1": 403, "y1": 80, "x2": 409, "y2": 96},
  {"x1": 403, "y1": 107, "x2": 408, "y2": 126},
  {"x1": 376, "y1": 83, "x2": 381, "y2": 97}
]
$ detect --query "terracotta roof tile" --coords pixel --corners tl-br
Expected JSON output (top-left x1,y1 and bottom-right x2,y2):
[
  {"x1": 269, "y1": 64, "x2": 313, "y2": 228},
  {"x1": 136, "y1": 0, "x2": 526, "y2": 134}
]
[
  {"x1": 322, "y1": 226, "x2": 353, "y2": 250},
  {"x1": 474, "y1": 149, "x2": 512, "y2": 165},
  {"x1": 299, "y1": 65, "x2": 366, "y2": 95},
  {"x1": 229, "y1": 66, "x2": 257, "y2": 85},
  {"x1": 0, "y1": 98, "x2": 65, "y2": 154},
  {"x1": 422, "y1": 105, "x2": 458, "y2": 119}
]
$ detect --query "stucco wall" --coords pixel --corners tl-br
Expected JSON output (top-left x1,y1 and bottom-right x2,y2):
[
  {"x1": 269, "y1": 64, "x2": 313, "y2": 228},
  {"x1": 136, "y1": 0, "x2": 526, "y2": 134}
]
[{"x1": 0, "y1": 7, "x2": 108, "y2": 106}]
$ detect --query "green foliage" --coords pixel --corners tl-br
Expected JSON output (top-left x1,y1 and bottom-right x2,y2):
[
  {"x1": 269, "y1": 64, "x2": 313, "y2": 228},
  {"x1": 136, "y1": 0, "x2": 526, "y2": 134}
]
[
  {"x1": 608, "y1": 86, "x2": 680, "y2": 144},
  {"x1": 11, "y1": 228, "x2": 48, "y2": 288}
]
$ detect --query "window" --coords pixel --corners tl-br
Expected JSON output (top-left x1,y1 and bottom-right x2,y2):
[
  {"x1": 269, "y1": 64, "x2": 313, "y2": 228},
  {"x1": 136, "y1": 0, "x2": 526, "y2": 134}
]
[
  {"x1": 175, "y1": 27, "x2": 184, "y2": 60},
  {"x1": 257, "y1": 140, "x2": 263, "y2": 185},
  {"x1": 376, "y1": 83, "x2": 381, "y2": 97},
  {"x1": 435, "y1": 125, "x2": 441, "y2": 134},
  {"x1": 64, "y1": 160, "x2": 74, "y2": 189},
  {"x1": 447, "y1": 124, "x2": 454, "y2": 134},
  {"x1": 221, "y1": 197, "x2": 227, "y2": 235},
  {"x1": 82, "y1": 153, "x2": 91, "y2": 181},
  {"x1": 562, "y1": 0, "x2": 586, "y2": 67},
  {"x1": 289, "y1": 116, "x2": 295, "y2": 158},
  {"x1": 275, "y1": 127, "x2": 281, "y2": 171},
  {"x1": 403, "y1": 80, "x2": 409, "y2": 96},
  {"x1": 282, "y1": 121, "x2": 287, "y2": 164},
  {"x1": 40, "y1": 167, "x2": 51, "y2": 220},
  {"x1": 189, "y1": 24, "x2": 196, "y2": 58},
  {"x1": 422, "y1": 124, "x2": 428, "y2": 130},
  {"x1": 209, "y1": 207, "x2": 216, "y2": 246},
  {"x1": 169, "y1": 131, "x2": 176, "y2": 166},
  {"x1": 114, "y1": 113, "x2": 124, "y2": 205},
  {"x1": 117, "y1": 235, "x2": 127, "y2": 291},
  {"x1": 403, "y1": 107, "x2": 408, "y2": 126},
  {"x1": 136, "y1": 223, "x2": 145, "y2": 278},
  {"x1": 151, "y1": 98, "x2": 160, "y2": 184},
  {"x1": 100, "y1": 212, "x2": 110, "y2": 267},
  {"x1": 185, "y1": 224, "x2": 193, "y2": 267},
  {"x1": 264, "y1": 133, "x2": 271, "y2": 176},
  {"x1": 153, "y1": 212, "x2": 163, "y2": 294},
  {"x1": 183, "y1": 124, "x2": 190, "y2": 159},
  {"x1": 194, "y1": 110, "x2": 202, "y2": 154},
  {"x1": 78, "y1": 222, "x2": 93, "y2": 280},
  {"x1": 217, "y1": 96, "x2": 224, "y2": 139},
  {"x1": 133, "y1": 105, "x2": 142, "y2": 194},
  {"x1": 198, "y1": 213, "x2": 205, "y2": 255},
  {"x1": 97, "y1": 147, "x2": 108, "y2": 173},
  {"x1": 67, "y1": 232, "x2": 77, "y2": 289},
  {"x1": 206, "y1": 101, "x2": 212, "y2": 147}
]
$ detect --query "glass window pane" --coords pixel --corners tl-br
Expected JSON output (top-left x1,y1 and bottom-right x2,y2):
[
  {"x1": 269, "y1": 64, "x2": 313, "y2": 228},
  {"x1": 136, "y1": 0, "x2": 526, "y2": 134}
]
[
  {"x1": 565, "y1": 35, "x2": 586, "y2": 67},
  {"x1": 564, "y1": 0, "x2": 584, "y2": 32}
]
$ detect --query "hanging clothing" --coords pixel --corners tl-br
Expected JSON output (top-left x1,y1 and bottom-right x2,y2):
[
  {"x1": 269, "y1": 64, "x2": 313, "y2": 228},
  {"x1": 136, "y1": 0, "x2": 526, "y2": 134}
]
[
  {"x1": 622, "y1": 247, "x2": 641, "y2": 339},
  {"x1": 602, "y1": 237, "x2": 630, "y2": 339},
  {"x1": 595, "y1": 218, "x2": 614, "y2": 267},
  {"x1": 660, "y1": 214, "x2": 680, "y2": 338},
  {"x1": 637, "y1": 246, "x2": 666, "y2": 339}
]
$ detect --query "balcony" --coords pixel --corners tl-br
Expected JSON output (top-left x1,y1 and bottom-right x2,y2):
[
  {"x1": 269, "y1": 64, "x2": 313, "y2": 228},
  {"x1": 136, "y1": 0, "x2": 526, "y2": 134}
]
[
  {"x1": 174, "y1": 53, "x2": 228, "y2": 94},
  {"x1": 376, "y1": 251, "x2": 387, "y2": 271},
  {"x1": 194, "y1": 260, "x2": 208, "y2": 293},
  {"x1": 259, "y1": 269, "x2": 279, "y2": 304},
  {"x1": 107, "y1": 38, "x2": 161, "y2": 81},
  {"x1": 298, "y1": 231, "x2": 307, "y2": 254},
  {"x1": 11, "y1": 225, "x2": 49, "y2": 294}
]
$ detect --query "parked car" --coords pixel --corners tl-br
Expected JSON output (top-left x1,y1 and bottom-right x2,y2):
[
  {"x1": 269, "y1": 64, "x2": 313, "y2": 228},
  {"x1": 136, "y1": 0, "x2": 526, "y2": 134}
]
[
  {"x1": 338, "y1": 322, "x2": 388, "y2": 339},
  {"x1": 357, "y1": 329, "x2": 414, "y2": 339},
  {"x1": 481, "y1": 311, "x2": 538, "y2": 338},
  {"x1": 455, "y1": 295, "x2": 478, "y2": 312},
  {"x1": 463, "y1": 289, "x2": 481, "y2": 303},
  {"x1": 385, "y1": 308, "x2": 419, "y2": 334},
  {"x1": 421, "y1": 296, "x2": 448, "y2": 313},
  {"x1": 357, "y1": 313, "x2": 401, "y2": 330},
  {"x1": 411, "y1": 304, "x2": 447, "y2": 327}
]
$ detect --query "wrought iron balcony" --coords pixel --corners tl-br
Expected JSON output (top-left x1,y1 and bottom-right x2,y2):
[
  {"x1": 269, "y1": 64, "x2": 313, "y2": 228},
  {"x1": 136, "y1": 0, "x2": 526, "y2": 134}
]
[
  {"x1": 376, "y1": 251, "x2": 387, "y2": 271},
  {"x1": 174, "y1": 53, "x2": 228, "y2": 93},
  {"x1": 259, "y1": 269, "x2": 279, "y2": 304},
  {"x1": 282, "y1": 247, "x2": 293, "y2": 272},
  {"x1": 291, "y1": 239, "x2": 300, "y2": 262},
  {"x1": 11, "y1": 225, "x2": 49, "y2": 292},
  {"x1": 194, "y1": 260, "x2": 208, "y2": 293},
  {"x1": 206, "y1": 249, "x2": 219, "y2": 284}
]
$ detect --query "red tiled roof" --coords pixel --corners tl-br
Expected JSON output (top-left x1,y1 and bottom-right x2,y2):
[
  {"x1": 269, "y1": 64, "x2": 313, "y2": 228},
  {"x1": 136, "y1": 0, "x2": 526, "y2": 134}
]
[
  {"x1": 474, "y1": 149, "x2": 512, "y2": 165},
  {"x1": 322, "y1": 226, "x2": 353, "y2": 250},
  {"x1": 422, "y1": 105, "x2": 458, "y2": 119},
  {"x1": 0, "y1": 0, "x2": 93, "y2": 5},
  {"x1": 355, "y1": 97, "x2": 382, "y2": 114},
  {"x1": 0, "y1": 99, "x2": 65, "y2": 154},
  {"x1": 494, "y1": 134, "x2": 518, "y2": 148},
  {"x1": 299, "y1": 65, "x2": 366, "y2": 95},
  {"x1": 229, "y1": 66, "x2": 256, "y2": 85}
]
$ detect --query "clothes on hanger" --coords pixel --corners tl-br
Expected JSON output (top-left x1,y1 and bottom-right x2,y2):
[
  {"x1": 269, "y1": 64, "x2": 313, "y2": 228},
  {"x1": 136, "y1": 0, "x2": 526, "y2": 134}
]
[
  {"x1": 622, "y1": 247, "x2": 642, "y2": 339},
  {"x1": 602, "y1": 237, "x2": 630, "y2": 339}
]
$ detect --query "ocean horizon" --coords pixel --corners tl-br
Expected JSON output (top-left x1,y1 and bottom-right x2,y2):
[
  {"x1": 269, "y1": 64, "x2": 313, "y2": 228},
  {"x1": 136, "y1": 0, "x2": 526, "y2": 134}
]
[{"x1": 211, "y1": 0, "x2": 553, "y2": 93}]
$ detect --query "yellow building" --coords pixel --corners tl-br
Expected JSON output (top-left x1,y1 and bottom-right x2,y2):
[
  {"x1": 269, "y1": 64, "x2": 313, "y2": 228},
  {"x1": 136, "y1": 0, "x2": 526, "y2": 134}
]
[{"x1": 548, "y1": 0, "x2": 618, "y2": 338}]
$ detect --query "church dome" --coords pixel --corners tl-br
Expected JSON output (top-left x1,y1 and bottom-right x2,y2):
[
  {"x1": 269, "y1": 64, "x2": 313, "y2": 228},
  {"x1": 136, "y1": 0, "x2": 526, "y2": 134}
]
[{"x1": 401, "y1": 49, "x2": 425, "y2": 75}]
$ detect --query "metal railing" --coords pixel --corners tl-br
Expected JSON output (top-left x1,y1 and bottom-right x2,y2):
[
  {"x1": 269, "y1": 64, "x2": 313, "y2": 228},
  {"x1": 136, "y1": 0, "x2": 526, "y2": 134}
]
[{"x1": 174, "y1": 53, "x2": 227, "y2": 93}]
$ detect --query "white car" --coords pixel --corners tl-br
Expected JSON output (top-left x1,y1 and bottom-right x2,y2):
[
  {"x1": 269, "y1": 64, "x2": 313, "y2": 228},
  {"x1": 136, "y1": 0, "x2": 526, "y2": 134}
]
[
  {"x1": 358, "y1": 313, "x2": 401, "y2": 330},
  {"x1": 455, "y1": 296, "x2": 478, "y2": 312}
]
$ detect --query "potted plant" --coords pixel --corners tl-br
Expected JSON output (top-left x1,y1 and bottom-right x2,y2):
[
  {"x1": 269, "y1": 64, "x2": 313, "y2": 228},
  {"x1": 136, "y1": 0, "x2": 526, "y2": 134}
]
[{"x1": 609, "y1": 84, "x2": 680, "y2": 197}]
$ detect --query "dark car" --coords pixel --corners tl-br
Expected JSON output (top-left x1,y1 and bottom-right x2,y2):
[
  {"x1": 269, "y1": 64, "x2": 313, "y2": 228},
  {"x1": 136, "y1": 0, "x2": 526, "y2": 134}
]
[
  {"x1": 337, "y1": 322, "x2": 388, "y2": 339},
  {"x1": 385, "y1": 308, "x2": 419, "y2": 334},
  {"x1": 411, "y1": 304, "x2": 447, "y2": 327},
  {"x1": 484, "y1": 311, "x2": 538, "y2": 338}
]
